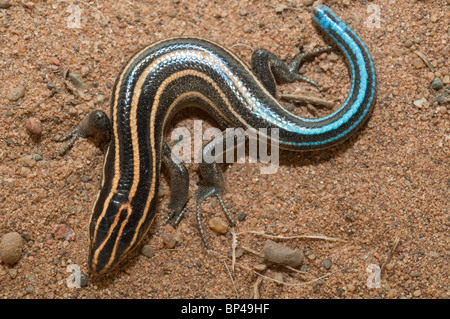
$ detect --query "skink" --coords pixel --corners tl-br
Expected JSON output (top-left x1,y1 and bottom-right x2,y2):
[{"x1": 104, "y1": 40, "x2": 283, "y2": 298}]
[{"x1": 58, "y1": 5, "x2": 376, "y2": 276}]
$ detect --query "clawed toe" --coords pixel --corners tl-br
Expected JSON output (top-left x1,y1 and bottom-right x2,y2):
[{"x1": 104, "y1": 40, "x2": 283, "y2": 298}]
[
  {"x1": 288, "y1": 45, "x2": 335, "y2": 90},
  {"x1": 164, "y1": 205, "x2": 188, "y2": 227},
  {"x1": 195, "y1": 185, "x2": 235, "y2": 248},
  {"x1": 53, "y1": 110, "x2": 111, "y2": 158},
  {"x1": 52, "y1": 127, "x2": 81, "y2": 158}
]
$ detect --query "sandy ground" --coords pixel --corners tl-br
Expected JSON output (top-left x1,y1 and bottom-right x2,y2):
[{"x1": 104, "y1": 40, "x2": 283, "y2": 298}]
[{"x1": 0, "y1": 0, "x2": 448, "y2": 299}]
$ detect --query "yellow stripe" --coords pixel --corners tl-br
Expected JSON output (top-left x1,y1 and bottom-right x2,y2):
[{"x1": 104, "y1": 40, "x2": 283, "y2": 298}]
[
  {"x1": 90, "y1": 38, "x2": 173, "y2": 247},
  {"x1": 91, "y1": 202, "x2": 131, "y2": 273},
  {"x1": 92, "y1": 40, "x2": 256, "y2": 245},
  {"x1": 122, "y1": 69, "x2": 236, "y2": 259},
  {"x1": 88, "y1": 143, "x2": 110, "y2": 231},
  {"x1": 102, "y1": 203, "x2": 133, "y2": 272},
  {"x1": 103, "y1": 91, "x2": 231, "y2": 270},
  {"x1": 90, "y1": 40, "x2": 272, "y2": 270}
]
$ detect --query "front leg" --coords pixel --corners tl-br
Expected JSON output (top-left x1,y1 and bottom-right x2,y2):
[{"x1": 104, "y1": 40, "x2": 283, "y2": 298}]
[
  {"x1": 55, "y1": 110, "x2": 111, "y2": 157},
  {"x1": 162, "y1": 141, "x2": 190, "y2": 226}
]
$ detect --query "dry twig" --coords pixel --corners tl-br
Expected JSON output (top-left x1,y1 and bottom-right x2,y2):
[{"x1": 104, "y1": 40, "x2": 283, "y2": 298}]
[
  {"x1": 223, "y1": 260, "x2": 239, "y2": 298},
  {"x1": 380, "y1": 235, "x2": 401, "y2": 274},
  {"x1": 253, "y1": 276, "x2": 263, "y2": 299},
  {"x1": 413, "y1": 50, "x2": 435, "y2": 71},
  {"x1": 237, "y1": 230, "x2": 345, "y2": 242}
]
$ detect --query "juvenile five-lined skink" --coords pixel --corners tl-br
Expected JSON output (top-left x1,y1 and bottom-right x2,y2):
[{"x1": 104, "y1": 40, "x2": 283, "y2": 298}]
[{"x1": 58, "y1": 5, "x2": 376, "y2": 276}]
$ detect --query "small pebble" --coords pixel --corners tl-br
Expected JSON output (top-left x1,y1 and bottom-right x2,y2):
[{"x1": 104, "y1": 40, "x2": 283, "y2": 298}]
[
  {"x1": 95, "y1": 94, "x2": 106, "y2": 105},
  {"x1": 413, "y1": 57, "x2": 425, "y2": 69},
  {"x1": 25, "y1": 117, "x2": 43, "y2": 135},
  {"x1": 79, "y1": 272, "x2": 89, "y2": 288},
  {"x1": 47, "y1": 83, "x2": 56, "y2": 90},
  {"x1": 0, "y1": 0, "x2": 12, "y2": 9},
  {"x1": 263, "y1": 240, "x2": 304, "y2": 267},
  {"x1": 404, "y1": 40, "x2": 413, "y2": 48},
  {"x1": 413, "y1": 289, "x2": 421, "y2": 297},
  {"x1": 305, "y1": 250, "x2": 316, "y2": 260},
  {"x1": 428, "y1": 251, "x2": 439, "y2": 258},
  {"x1": 275, "y1": 5, "x2": 286, "y2": 13},
  {"x1": 303, "y1": 0, "x2": 315, "y2": 6},
  {"x1": 385, "y1": 262, "x2": 394, "y2": 270},
  {"x1": 68, "y1": 73, "x2": 86, "y2": 89},
  {"x1": 20, "y1": 155, "x2": 34, "y2": 168},
  {"x1": 328, "y1": 52, "x2": 339, "y2": 62},
  {"x1": 253, "y1": 264, "x2": 267, "y2": 272},
  {"x1": 413, "y1": 97, "x2": 429, "y2": 109},
  {"x1": 141, "y1": 244, "x2": 155, "y2": 258},
  {"x1": 442, "y1": 75, "x2": 450, "y2": 84},
  {"x1": 237, "y1": 212, "x2": 247, "y2": 222},
  {"x1": 50, "y1": 57, "x2": 60, "y2": 66},
  {"x1": 167, "y1": 9, "x2": 177, "y2": 18},
  {"x1": 435, "y1": 90, "x2": 450, "y2": 105},
  {"x1": 52, "y1": 224, "x2": 75, "y2": 241},
  {"x1": 214, "y1": 9, "x2": 228, "y2": 18},
  {"x1": 323, "y1": 258, "x2": 332, "y2": 269},
  {"x1": 161, "y1": 226, "x2": 177, "y2": 249},
  {"x1": 25, "y1": 2, "x2": 35, "y2": 10},
  {"x1": 21, "y1": 232, "x2": 31, "y2": 242},
  {"x1": 80, "y1": 66, "x2": 90, "y2": 77},
  {"x1": 9, "y1": 268, "x2": 18, "y2": 279},
  {"x1": 319, "y1": 61, "x2": 330, "y2": 71},
  {"x1": 347, "y1": 283, "x2": 355, "y2": 292},
  {"x1": 0, "y1": 232, "x2": 24, "y2": 265},
  {"x1": 273, "y1": 272, "x2": 284, "y2": 285},
  {"x1": 7, "y1": 85, "x2": 26, "y2": 101},
  {"x1": 32, "y1": 154, "x2": 42, "y2": 162},
  {"x1": 430, "y1": 77, "x2": 443, "y2": 90},
  {"x1": 436, "y1": 106, "x2": 447, "y2": 115},
  {"x1": 208, "y1": 217, "x2": 228, "y2": 234}
]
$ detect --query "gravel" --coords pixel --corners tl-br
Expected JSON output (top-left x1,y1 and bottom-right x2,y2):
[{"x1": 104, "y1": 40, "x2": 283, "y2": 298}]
[
  {"x1": 263, "y1": 240, "x2": 304, "y2": 267},
  {"x1": 7, "y1": 85, "x2": 26, "y2": 101},
  {"x1": 25, "y1": 117, "x2": 43, "y2": 135},
  {"x1": 208, "y1": 217, "x2": 228, "y2": 234},
  {"x1": 0, "y1": 0, "x2": 447, "y2": 300},
  {"x1": 0, "y1": 232, "x2": 24, "y2": 265}
]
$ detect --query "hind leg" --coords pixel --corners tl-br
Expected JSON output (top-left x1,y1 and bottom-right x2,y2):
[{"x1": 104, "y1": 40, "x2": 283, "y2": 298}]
[
  {"x1": 195, "y1": 132, "x2": 242, "y2": 248},
  {"x1": 251, "y1": 45, "x2": 334, "y2": 94}
]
